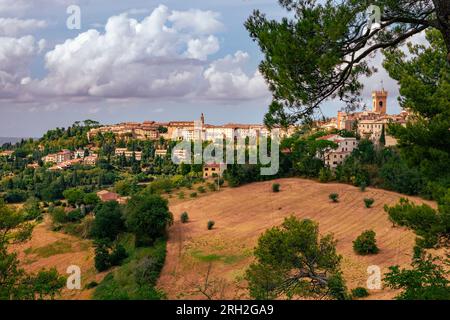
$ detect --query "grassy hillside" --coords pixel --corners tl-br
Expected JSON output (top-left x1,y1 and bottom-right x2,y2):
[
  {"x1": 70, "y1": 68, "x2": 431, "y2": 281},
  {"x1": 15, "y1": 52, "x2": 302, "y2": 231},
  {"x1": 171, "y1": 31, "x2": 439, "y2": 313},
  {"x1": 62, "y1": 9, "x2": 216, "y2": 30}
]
[{"x1": 159, "y1": 178, "x2": 436, "y2": 300}]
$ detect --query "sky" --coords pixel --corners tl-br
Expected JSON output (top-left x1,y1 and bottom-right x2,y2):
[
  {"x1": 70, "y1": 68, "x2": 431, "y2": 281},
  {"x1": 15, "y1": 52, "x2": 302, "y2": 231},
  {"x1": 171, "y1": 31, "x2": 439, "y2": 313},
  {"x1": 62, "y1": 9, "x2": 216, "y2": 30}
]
[{"x1": 0, "y1": 0, "x2": 416, "y2": 137}]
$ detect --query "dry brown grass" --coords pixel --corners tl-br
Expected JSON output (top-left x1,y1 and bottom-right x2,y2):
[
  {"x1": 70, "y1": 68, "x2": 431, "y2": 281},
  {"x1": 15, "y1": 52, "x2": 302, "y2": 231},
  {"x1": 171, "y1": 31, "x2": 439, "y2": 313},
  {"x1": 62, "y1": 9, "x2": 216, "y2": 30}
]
[
  {"x1": 11, "y1": 217, "x2": 108, "y2": 300},
  {"x1": 158, "y1": 178, "x2": 436, "y2": 300}
]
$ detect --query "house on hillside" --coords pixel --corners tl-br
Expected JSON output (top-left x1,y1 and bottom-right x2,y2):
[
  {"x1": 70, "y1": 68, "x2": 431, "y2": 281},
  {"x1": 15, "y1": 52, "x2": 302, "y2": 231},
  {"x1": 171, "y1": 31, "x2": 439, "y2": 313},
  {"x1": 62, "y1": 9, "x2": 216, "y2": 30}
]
[
  {"x1": 96, "y1": 190, "x2": 128, "y2": 204},
  {"x1": 316, "y1": 134, "x2": 359, "y2": 169},
  {"x1": 203, "y1": 163, "x2": 227, "y2": 179}
]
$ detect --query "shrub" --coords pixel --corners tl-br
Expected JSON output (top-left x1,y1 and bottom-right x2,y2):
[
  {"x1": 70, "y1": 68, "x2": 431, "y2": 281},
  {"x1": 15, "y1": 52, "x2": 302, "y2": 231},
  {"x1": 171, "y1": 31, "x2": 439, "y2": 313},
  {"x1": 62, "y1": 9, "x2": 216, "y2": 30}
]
[
  {"x1": 3, "y1": 189, "x2": 28, "y2": 203},
  {"x1": 353, "y1": 230, "x2": 379, "y2": 255},
  {"x1": 351, "y1": 287, "x2": 369, "y2": 299},
  {"x1": 94, "y1": 242, "x2": 112, "y2": 272},
  {"x1": 207, "y1": 182, "x2": 217, "y2": 191},
  {"x1": 272, "y1": 183, "x2": 281, "y2": 192},
  {"x1": 66, "y1": 209, "x2": 85, "y2": 222},
  {"x1": 109, "y1": 244, "x2": 128, "y2": 266},
  {"x1": 197, "y1": 186, "x2": 206, "y2": 194},
  {"x1": 180, "y1": 212, "x2": 189, "y2": 223},
  {"x1": 329, "y1": 193, "x2": 339, "y2": 203},
  {"x1": 49, "y1": 207, "x2": 69, "y2": 224},
  {"x1": 384, "y1": 198, "x2": 445, "y2": 248},
  {"x1": 364, "y1": 198, "x2": 375, "y2": 208},
  {"x1": 319, "y1": 168, "x2": 333, "y2": 183},
  {"x1": 207, "y1": 220, "x2": 215, "y2": 230},
  {"x1": 94, "y1": 242, "x2": 128, "y2": 272},
  {"x1": 190, "y1": 192, "x2": 198, "y2": 198},
  {"x1": 177, "y1": 192, "x2": 185, "y2": 199}
]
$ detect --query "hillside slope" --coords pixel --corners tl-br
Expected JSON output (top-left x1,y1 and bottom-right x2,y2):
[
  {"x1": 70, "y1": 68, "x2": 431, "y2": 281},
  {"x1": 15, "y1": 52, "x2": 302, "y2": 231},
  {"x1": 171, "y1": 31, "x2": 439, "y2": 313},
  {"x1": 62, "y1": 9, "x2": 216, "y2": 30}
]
[{"x1": 158, "y1": 178, "x2": 436, "y2": 300}]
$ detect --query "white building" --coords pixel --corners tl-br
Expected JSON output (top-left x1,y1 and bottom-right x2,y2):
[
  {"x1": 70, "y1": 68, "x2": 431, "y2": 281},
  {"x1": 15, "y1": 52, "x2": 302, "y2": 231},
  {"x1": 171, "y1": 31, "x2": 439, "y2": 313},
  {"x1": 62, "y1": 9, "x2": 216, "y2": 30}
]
[{"x1": 317, "y1": 134, "x2": 359, "y2": 169}]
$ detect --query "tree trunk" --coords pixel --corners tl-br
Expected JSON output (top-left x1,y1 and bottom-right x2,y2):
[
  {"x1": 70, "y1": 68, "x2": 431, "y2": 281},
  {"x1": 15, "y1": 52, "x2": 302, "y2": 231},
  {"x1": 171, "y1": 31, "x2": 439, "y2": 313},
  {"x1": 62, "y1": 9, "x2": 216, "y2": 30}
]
[{"x1": 435, "y1": 0, "x2": 450, "y2": 63}]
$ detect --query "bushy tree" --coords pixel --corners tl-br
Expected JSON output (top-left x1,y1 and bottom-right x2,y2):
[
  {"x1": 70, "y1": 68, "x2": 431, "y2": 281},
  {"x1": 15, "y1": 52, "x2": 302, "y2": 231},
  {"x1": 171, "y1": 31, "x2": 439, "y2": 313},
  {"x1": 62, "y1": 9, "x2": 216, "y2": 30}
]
[
  {"x1": 385, "y1": 197, "x2": 450, "y2": 248},
  {"x1": 125, "y1": 194, "x2": 173, "y2": 246},
  {"x1": 91, "y1": 201, "x2": 125, "y2": 242},
  {"x1": 353, "y1": 230, "x2": 379, "y2": 255},
  {"x1": 384, "y1": 252, "x2": 450, "y2": 300},
  {"x1": 245, "y1": 216, "x2": 348, "y2": 300},
  {"x1": 383, "y1": 29, "x2": 450, "y2": 196}
]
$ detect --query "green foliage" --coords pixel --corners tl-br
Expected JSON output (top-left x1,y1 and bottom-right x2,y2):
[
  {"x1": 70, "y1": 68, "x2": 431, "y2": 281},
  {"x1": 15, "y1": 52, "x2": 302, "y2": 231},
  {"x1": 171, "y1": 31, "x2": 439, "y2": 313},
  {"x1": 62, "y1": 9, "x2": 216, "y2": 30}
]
[
  {"x1": 66, "y1": 208, "x2": 85, "y2": 223},
  {"x1": 144, "y1": 178, "x2": 173, "y2": 195},
  {"x1": 114, "y1": 178, "x2": 138, "y2": 196},
  {"x1": 21, "y1": 197, "x2": 42, "y2": 221},
  {"x1": 379, "y1": 158, "x2": 423, "y2": 195},
  {"x1": 93, "y1": 239, "x2": 167, "y2": 300},
  {"x1": 245, "y1": 216, "x2": 347, "y2": 300},
  {"x1": 329, "y1": 193, "x2": 339, "y2": 203},
  {"x1": 63, "y1": 188, "x2": 86, "y2": 206},
  {"x1": 3, "y1": 189, "x2": 28, "y2": 203},
  {"x1": 0, "y1": 200, "x2": 65, "y2": 300},
  {"x1": 383, "y1": 30, "x2": 450, "y2": 197},
  {"x1": 207, "y1": 220, "x2": 215, "y2": 230},
  {"x1": 319, "y1": 168, "x2": 333, "y2": 183},
  {"x1": 190, "y1": 192, "x2": 197, "y2": 198},
  {"x1": 94, "y1": 241, "x2": 128, "y2": 272},
  {"x1": 364, "y1": 198, "x2": 375, "y2": 208},
  {"x1": 384, "y1": 253, "x2": 450, "y2": 300},
  {"x1": 197, "y1": 186, "x2": 206, "y2": 194},
  {"x1": 272, "y1": 183, "x2": 280, "y2": 192},
  {"x1": 125, "y1": 194, "x2": 173, "y2": 246},
  {"x1": 353, "y1": 230, "x2": 379, "y2": 255},
  {"x1": 49, "y1": 207, "x2": 70, "y2": 225},
  {"x1": 245, "y1": 0, "x2": 447, "y2": 126},
  {"x1": 351, "y1": 287, "x2": 369, "y2": 299},
  {"x1": 384, "y1": 197, "x2": 450, "y2": 248},
  {"x1": 91, "y1": 201, "x2": 125, "y2": 242},
  {"x1": 180, "y1": 212, "x2": 189, "y2": 224}
]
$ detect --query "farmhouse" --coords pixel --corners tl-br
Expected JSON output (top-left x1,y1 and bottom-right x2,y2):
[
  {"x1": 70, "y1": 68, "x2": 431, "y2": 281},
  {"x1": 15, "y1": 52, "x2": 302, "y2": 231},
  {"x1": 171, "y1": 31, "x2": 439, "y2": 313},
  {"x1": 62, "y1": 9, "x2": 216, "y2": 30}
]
[{"x1": 203, "y1": 163, "x2": 227, "y2": 178}]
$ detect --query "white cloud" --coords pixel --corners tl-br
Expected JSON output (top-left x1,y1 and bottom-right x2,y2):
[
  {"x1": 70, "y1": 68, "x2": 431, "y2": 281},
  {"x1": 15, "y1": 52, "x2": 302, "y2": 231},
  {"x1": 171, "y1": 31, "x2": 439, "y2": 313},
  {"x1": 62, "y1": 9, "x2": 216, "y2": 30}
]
[
  {"x1": 186, "y1": 35, "x2": 220, "y2": 61},
  {"x1": 23, "y1": 5, "x2": 268, "y2": 103},
  {"x1": 168, "y1": 9, "x2": 224, "y2": 34},
  {"x1": 0, "y1": 18, "x2": 47, "y2": 36},
  {"x1": 0, "y1": 0, "x2": 75, "y2": 15},
  {"x1": 203, "y1": 51, "x2": 268, "y2": 100},
  {"x1": 0, "y1": 35, "x2": 40, "y2": 99}
]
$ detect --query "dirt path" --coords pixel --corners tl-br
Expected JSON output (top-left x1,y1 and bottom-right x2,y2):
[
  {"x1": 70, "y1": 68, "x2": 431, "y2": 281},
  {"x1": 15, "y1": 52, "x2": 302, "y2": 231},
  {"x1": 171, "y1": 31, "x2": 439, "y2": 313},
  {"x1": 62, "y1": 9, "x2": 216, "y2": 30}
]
[{"x1": 158, "y1": 178, "x2": 436, "y2": 300}]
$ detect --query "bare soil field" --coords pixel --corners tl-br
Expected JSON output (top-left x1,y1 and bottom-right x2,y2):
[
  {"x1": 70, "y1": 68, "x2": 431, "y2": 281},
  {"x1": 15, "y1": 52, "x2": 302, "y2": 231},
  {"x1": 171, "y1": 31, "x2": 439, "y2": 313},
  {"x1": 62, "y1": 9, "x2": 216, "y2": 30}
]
[
  {"x1": 158, "y1": 178, "x2": 436, "y2": 300},
  {"x1": 12, "y1": 217, "x2": 107, "y2": 300}
]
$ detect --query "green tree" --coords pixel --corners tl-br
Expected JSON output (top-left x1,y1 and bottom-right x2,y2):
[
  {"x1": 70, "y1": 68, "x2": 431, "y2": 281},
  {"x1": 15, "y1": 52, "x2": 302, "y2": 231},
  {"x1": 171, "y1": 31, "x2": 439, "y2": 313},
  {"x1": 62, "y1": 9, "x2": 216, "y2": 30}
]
[
  {"x1": 245, "y1": 216, "x2": 348, "y2": 300},
  {"x1": 63, "y1": 188, "x2": 86, "y2": 207},
  {"x1": 383, "y1": 30, "x2": 450, "y2": 190},
  {"x1": 384, "y1": 252, "x2": 450, "y2": 300},
  {"x1": 91, "y1": 201, "x2": 125, "y2": 242},
  {"x1": 353, "y1": 230, "x2": 380, "y2": 255},
  {"x1": 125, "y1": 194, "x2": 173, "y2": 246},
  {"x1": 245, "y1": 1, "x2": 450, "y2": 126}
]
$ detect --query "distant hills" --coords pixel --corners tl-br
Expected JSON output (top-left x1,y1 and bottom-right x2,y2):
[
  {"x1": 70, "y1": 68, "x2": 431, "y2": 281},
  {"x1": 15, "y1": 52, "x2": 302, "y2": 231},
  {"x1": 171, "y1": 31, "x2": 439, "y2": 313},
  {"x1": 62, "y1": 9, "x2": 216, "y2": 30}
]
[{"x1": 0, "y1": 137, "x2": 36, "y2": 145}]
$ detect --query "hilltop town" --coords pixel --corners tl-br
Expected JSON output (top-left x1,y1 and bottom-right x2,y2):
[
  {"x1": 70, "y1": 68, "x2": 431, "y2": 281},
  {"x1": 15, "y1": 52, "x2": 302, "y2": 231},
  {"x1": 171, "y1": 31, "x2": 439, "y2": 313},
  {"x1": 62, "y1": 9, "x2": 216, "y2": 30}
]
[{"x1": 18, "y1": 88, "x2": 407, "y2": 174}]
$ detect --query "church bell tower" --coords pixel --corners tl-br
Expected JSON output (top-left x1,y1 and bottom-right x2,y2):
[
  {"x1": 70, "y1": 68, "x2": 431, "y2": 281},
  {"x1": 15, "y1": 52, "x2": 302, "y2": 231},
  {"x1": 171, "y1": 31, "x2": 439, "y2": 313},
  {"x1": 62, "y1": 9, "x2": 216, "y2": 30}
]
[{"x1": 372, "y1": 88, "x2": 388, "y2": 115}]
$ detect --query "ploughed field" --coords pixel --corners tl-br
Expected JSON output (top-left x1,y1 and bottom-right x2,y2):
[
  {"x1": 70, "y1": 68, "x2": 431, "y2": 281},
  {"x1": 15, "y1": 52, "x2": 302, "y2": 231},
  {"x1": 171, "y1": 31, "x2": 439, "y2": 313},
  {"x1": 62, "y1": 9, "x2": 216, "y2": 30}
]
[{"x1": 158, "y1": 178, "x2": 436, "y2": 300}]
